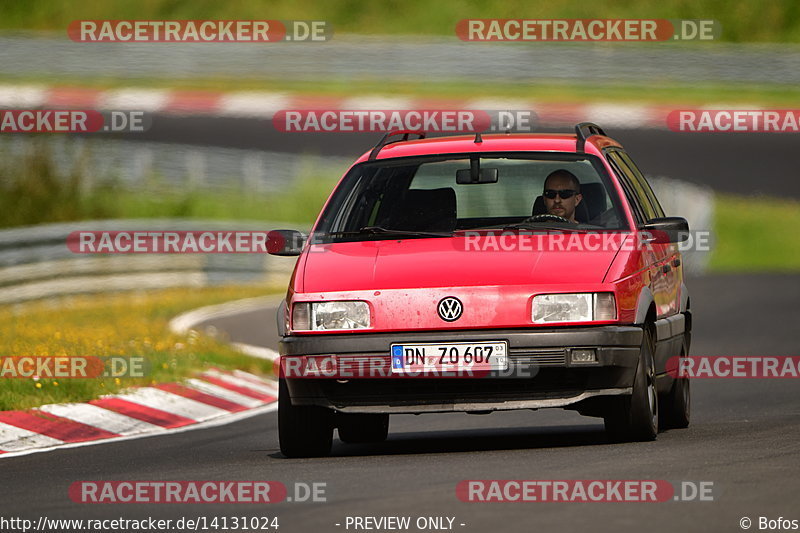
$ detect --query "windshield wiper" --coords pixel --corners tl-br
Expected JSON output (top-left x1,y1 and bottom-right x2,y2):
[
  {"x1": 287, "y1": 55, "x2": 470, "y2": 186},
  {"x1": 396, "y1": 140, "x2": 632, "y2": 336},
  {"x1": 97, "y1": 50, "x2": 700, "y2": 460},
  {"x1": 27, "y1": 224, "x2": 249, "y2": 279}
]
[
  {"x1": 326, "y1": 226, "x2": 452, "y2": 238},
  {"x1": 502, "y1": 223, "x2": 590, "y2": 233}
]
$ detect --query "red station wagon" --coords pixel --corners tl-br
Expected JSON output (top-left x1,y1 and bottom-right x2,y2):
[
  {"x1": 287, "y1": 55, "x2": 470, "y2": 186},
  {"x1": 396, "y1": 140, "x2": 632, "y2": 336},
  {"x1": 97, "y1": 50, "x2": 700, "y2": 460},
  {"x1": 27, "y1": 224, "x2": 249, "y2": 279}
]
[{"x1": 268, "y1": 123, "x2": 692, "y2": 457}]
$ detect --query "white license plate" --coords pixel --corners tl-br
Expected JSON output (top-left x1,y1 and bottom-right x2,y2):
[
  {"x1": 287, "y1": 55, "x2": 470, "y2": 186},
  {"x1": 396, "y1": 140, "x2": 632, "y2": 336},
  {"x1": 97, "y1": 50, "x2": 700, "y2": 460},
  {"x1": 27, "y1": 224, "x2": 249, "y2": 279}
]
[{"x1": 390, "y1": 342, "x2": 508, "y2": 374}]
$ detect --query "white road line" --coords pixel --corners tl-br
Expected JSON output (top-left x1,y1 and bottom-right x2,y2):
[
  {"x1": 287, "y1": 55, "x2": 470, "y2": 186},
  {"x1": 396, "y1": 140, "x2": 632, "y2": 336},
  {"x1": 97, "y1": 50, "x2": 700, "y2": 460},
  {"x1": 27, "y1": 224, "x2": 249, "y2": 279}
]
[
  {"x1": 0, "y1": 85, "x2": 47, "y2": 107},
  {"x1": 230, "y1": 342, "x2": 280, "y2": 361},
  {"x1": 38, "y1": 403, "x2": 165, "y2": 436},
  {"x1": 0, "y1": 422, "x2": 64, "y2": 453},
  {"x1": 99, "y1": 88, "x2": 170, "y2": 112},
  {"x1": 116, "y1": 387, "x2": 228, "y2": 420},
  {"x1": 464, "y1": 98, "x2": 537, "y2": 111},
  {"x1": 584, "y1": 103, "x2": 655, "y2": 129},
  {"x1": 340, "y1": 95, "x2": 414, "y2": 110},
  {"x1": 219, "y1": 92, "x2": 290, "y2": 117},
  {"x1": 185, "y1": 378, "x2": 264, "y2": 408},
  {"x1": 168, "y1": 296, "x2": 282, "y2": 335}
]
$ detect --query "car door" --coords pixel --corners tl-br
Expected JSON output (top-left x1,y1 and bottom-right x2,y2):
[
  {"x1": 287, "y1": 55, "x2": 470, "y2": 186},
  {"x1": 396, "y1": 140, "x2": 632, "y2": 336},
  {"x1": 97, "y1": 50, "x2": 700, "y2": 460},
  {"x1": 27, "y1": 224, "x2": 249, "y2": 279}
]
[
  {"x1": 604, "y1": 150, "x2": 674, "y2": 319},
  {"x1": 616, "y1": 151, "x2": 682, "y2": 317}
]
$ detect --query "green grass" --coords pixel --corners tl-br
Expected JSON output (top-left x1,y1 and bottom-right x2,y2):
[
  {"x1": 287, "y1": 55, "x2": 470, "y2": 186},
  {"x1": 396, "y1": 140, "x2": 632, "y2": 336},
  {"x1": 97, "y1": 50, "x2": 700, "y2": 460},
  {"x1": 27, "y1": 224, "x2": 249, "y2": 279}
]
[
  {"x1": 710, "y1": 194, "x2": 800, "y2": 272},
  {"x1": 2, "y1": 0, "x2": 800, "y2": 42},
  {"x1": 0, "y1": 182, "x2": 335, "y2": 228},
  {"x1": 0, "y1": 285, "x2": 283, "y2": 411},
  {"x1": 78, "y1": 179, "x2": 335, "y2": 226}
]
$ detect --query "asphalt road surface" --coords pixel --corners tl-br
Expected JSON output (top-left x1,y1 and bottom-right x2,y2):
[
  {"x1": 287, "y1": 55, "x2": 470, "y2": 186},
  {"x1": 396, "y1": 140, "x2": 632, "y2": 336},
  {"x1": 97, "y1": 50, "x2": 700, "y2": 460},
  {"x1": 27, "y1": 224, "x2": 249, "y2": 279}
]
[{"x1": 1, "y1": 273, "x2": 798, "y2": 533}]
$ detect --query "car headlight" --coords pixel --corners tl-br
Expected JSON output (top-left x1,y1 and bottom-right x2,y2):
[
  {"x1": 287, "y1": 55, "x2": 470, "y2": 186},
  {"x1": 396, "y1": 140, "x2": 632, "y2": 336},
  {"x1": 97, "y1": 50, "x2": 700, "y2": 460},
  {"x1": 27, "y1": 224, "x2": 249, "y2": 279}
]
[
  {"x1": 532, "y1": 293, "x2": 616, "y2": 323},
  {"x1": 292, "y1": 301, "x2": 371, "y2": 331}
]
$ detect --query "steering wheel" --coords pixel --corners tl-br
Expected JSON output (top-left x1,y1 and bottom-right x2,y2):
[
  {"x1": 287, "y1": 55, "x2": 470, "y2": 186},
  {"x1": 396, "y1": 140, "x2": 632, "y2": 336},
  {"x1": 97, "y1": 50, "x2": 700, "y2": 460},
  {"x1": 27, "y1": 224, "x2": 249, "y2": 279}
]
[{"x1": 524, "y1": 214, "x2": 572, "y2": 224}]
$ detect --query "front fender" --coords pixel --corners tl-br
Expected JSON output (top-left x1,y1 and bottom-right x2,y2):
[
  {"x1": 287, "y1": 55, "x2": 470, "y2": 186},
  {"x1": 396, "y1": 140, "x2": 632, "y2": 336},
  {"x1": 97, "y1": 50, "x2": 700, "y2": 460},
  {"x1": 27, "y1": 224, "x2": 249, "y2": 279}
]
[{"x1": 276, "y1": 299, "x2": 288, "y2": 337}]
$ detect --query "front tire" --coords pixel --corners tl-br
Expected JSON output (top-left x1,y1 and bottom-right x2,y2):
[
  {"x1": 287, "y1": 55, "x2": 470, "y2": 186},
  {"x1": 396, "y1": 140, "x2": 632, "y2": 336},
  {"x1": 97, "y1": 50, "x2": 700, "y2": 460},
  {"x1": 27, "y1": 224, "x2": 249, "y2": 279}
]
[
  {"x1": 604, "y1": 325, "x2": 659, "y2": 442},
  {"x1": 278, "y1": 379, "x2": 333, "y2": 458},
  {"x1": 660, "y1": 340, "x2": 691, "y2": 429}
]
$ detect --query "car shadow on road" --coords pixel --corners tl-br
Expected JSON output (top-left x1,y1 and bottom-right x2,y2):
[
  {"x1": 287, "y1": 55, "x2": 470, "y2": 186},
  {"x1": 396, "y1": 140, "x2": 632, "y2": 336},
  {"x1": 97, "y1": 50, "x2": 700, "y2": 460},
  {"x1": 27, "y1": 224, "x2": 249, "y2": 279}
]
[{"x1": 324, "y1": 423, "x2": 615, "y2": 458}]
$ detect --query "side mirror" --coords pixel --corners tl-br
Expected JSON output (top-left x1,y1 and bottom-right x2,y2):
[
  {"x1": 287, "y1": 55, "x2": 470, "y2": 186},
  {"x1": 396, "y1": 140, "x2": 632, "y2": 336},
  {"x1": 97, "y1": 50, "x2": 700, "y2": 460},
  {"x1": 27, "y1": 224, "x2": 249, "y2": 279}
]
[
  {"x1": 640, "y1": 217, "x2": 690, "y2": 244},
  {"x1": 267, "y1": 229, "x2": 306, "y2": 256}
]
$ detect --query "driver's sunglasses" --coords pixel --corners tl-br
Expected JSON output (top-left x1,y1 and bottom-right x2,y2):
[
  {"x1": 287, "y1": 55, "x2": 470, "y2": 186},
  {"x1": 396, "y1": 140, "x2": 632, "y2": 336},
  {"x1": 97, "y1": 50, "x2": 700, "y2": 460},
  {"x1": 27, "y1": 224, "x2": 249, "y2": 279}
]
[{"x1": 543, "y1": 189, "x2": 578, "y2": 199}]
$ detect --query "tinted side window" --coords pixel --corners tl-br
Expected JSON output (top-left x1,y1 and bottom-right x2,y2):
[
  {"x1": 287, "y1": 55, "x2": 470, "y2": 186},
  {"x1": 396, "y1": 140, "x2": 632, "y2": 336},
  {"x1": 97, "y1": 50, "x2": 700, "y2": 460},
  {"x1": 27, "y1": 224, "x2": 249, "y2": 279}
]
[
  {"x1": 610, "y1": 152, "x2": 657, "y2": 220},
  {"x1": 618, "y1": 152, "x2": 665, "y2": 218},
  {"x1": 605, "y1": 151, "x2": 649, "y2": 224}
]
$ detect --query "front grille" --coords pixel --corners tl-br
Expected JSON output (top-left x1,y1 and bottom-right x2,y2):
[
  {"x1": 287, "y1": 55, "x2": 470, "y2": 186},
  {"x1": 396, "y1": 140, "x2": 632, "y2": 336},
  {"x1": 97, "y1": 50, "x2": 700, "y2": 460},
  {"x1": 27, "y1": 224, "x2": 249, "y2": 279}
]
[{"x1": 509, "y1": 347, "x2": 566, "y2": 366}]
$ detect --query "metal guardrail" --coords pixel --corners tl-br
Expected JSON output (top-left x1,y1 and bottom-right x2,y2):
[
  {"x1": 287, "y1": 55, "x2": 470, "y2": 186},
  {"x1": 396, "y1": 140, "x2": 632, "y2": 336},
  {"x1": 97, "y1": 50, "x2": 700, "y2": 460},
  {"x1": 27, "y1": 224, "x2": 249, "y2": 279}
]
[
  {"x1": 0, "y1": 136, "x2": 352, "y2": 193},
  {"x1": 0, "y1": 220, "x2": 302, "y2": 305},
  {"x1": 1, "y1": 34, "x2": 798, "y2": 85}
]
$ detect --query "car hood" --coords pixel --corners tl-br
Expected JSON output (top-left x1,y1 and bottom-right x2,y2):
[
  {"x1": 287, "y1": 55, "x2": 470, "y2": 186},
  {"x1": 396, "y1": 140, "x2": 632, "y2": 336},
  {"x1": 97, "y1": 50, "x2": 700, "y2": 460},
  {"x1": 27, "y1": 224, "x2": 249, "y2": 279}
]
[{"x1": 301, "y1": 233, "x2": 626, "y2": 292}]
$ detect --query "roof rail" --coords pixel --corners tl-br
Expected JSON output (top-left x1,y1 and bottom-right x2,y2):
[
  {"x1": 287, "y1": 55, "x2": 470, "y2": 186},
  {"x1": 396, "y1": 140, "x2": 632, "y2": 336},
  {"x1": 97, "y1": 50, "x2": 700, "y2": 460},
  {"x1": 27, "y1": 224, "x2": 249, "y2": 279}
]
[
  {"x1": 574, "y1": 122, "x2": 606, "y2": 153},
  {"x1": 368, "y1": 130, "x2": 426, "y2": 160}
]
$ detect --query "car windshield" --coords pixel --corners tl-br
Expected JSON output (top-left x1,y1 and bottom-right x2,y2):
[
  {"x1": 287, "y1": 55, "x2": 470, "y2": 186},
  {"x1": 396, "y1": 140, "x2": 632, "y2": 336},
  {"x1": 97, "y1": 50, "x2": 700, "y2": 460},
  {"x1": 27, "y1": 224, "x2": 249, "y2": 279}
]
[{"x1": 314, "y1": 154, "x2": 629, "y2": 242}]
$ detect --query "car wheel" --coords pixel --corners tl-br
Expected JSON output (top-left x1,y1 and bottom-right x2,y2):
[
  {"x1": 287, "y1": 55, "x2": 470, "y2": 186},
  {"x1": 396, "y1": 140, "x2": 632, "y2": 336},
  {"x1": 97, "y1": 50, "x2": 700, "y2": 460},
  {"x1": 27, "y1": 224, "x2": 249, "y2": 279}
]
[
  {"x1": 278, "y1": 378, "x2": 333, "y2": 458},
  {"x1": 337, "y1": 413, "x2": 390, "y2": 444},
  {"x1": 604, "y1": 325, "x2": 659, "y2": 442},
  {"x1": 660, "y1": 340, "x2": 691, "y2": 429}
]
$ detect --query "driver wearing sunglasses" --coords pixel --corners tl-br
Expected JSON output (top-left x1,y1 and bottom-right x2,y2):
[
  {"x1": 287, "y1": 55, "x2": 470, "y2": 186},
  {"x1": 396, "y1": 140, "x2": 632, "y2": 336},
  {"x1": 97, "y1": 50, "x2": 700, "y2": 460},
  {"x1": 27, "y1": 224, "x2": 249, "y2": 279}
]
[{"x1": 542, "y1": 169, "x2": 583, "y2": 223}]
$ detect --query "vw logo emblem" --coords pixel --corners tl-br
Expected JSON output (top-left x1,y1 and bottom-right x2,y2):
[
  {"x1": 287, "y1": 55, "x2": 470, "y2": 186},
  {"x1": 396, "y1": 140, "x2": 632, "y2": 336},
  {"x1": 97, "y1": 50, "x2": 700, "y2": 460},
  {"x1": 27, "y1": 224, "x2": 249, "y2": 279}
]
[{"x1": 437, "y1": 297, "x2": 463, "y2": 322}]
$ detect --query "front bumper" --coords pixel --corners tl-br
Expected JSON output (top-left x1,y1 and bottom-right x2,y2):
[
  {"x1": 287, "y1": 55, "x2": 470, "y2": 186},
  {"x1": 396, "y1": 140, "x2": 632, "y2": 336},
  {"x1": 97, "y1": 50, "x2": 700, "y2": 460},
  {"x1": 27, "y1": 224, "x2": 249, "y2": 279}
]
[{"x1": 280, "y1": 326, "x2": 643, "y2": 414}]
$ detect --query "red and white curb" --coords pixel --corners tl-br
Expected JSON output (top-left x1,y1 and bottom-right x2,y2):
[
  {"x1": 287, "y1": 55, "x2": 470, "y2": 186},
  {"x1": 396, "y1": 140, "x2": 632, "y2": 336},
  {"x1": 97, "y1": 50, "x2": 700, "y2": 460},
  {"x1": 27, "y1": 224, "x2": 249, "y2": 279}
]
[
  {"x1": 0, "y1": 84, "x2": 679, "y2": 129},
  {"x1": 0, "y1": 368, "x2": 278, "y2": 459}
]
